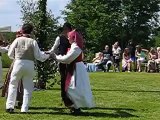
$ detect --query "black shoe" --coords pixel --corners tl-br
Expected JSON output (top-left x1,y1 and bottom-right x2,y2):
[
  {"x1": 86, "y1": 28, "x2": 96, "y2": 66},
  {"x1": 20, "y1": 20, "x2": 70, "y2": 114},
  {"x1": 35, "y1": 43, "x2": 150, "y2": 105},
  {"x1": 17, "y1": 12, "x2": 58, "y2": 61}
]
[
  {"x1": 70, "y1": 108, "x2": 82, "y2": 115},
  {"x1": 15, "y1": 102, "x2": 22, "y2": 109},
  {"x1": 6, "y1": 108, "x2": 14, "y2": 113}
]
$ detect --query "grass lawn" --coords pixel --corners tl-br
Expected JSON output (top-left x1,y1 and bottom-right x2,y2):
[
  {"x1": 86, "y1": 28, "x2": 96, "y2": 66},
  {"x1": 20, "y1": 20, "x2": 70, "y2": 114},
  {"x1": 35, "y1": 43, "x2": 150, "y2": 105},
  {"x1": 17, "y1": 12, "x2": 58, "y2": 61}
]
[{"x1": 0, "y1": 70, "x2": 160, "y2": 120}]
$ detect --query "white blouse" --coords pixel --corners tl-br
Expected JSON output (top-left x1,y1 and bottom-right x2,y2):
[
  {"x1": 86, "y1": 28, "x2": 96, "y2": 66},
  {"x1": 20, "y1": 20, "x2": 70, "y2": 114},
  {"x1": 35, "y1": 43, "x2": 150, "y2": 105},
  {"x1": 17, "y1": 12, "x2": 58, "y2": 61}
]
[{"x1": 56, "y1": 42, "x2": 81, "y2": 64}]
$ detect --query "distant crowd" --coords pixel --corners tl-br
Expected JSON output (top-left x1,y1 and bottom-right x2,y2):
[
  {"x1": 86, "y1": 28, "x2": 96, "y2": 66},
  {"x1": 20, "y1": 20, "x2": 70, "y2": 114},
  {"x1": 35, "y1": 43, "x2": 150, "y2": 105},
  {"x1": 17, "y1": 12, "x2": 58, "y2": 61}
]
[{"x1": 86, "y1": 41, "x2": 160, "y2": 73}]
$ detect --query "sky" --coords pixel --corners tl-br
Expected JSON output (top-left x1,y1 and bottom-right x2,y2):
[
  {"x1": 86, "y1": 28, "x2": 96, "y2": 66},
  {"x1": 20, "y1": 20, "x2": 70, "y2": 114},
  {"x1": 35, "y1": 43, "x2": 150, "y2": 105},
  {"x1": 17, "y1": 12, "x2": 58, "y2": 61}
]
[{"x1": 0, "y1": 0, "x2": 70, "y2": 31}]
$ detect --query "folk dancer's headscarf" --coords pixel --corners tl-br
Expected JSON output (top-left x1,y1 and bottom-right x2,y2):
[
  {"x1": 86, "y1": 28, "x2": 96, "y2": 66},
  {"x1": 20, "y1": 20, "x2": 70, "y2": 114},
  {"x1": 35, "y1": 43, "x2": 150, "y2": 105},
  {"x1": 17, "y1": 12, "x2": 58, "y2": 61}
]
[
  {"x1": 68, "y1": 30, "x2": 84, "y2": 49},
  {"x1": 65, "y1": 30, "x2": 84, "y2": 93}
]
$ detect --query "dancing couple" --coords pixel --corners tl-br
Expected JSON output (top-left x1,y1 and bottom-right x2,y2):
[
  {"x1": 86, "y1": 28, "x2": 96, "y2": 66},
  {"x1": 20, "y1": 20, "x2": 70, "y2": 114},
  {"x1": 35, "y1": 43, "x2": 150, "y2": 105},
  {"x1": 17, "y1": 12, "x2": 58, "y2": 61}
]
[{"x1": 4, "y1": 23, "x2": 94, "y2": 114}]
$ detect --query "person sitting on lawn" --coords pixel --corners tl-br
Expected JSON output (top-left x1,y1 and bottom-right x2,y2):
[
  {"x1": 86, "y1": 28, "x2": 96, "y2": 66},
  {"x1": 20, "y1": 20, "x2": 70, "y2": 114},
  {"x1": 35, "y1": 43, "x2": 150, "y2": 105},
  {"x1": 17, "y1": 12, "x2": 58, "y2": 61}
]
[
  {"x1": 135, "y1": 45, "x2": 148, "y2": 72},
  {"x1": 122, "y1": 48, "x2": 133, "y2": 72},
  {"x1": 86, "y1": 52, "x2": 103, "y2": 72},
  {"x1": 147, "y1": 47, "x2": 158, "y2": 72},
  {"x1": 94, "y1": 52, "x2": 109, "y2": 72}
]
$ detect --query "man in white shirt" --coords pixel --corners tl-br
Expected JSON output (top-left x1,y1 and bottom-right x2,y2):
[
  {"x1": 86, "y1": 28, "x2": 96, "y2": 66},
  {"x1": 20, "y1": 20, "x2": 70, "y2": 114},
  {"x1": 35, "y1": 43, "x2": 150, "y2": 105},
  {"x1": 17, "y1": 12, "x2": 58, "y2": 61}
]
[{"x1": 6, "y1": 24, "x2": 49, "y2": 113}]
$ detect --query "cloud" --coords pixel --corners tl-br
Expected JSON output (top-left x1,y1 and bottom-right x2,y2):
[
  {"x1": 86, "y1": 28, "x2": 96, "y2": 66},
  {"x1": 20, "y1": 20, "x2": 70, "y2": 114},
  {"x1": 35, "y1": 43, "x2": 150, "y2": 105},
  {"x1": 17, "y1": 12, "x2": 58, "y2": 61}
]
[
  {"x1": 0, "y1": 0, "x2": 71, "y2": 31},
  {"x1": 0, "y1": 0, "x2": 7, "y2": 9}
]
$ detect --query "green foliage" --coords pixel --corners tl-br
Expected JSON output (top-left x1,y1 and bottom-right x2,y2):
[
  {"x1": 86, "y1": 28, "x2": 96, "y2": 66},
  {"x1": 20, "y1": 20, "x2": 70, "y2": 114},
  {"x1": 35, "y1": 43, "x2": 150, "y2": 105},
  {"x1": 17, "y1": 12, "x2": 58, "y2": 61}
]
[
  {"x1": 83, "y1": 49, "x2": 95, "y2": 62},
  {"x1": 1, "y1": 32, "x2": 16, "y2": 43},
  {"x1": 63, "y1": 0, "x2": 160, "y2": 52},
  {"x1": 154, "y1": 30, "x2": 160, "y2": 47},
  {"x1": 1, "y1": 53, "x2": 12, "y2": 68},
  {"x1": 122, "y1": 0, "x2": 160, "y2": 48}
]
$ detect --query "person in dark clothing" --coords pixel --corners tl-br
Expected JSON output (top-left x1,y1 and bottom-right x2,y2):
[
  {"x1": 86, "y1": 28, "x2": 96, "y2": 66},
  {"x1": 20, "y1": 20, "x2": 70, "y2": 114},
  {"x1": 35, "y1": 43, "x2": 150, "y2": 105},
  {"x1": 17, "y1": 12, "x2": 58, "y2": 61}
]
[
  {"x1": 126, "y1": 40, "x2": 136, "y2": 71},
  {"x1": 97, "y1": 45, "x2": 113, "y2": 72},
  {"x1": 47, "y1": 23, "x2": 72, "y2": 106}
]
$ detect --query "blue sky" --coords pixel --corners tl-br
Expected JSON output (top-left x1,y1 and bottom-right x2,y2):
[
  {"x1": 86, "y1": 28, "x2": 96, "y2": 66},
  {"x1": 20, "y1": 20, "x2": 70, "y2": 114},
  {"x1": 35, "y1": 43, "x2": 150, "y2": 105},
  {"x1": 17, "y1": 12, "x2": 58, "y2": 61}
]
[{"x1": 0, "y1": 0, "x2": 70, "y2": 31}]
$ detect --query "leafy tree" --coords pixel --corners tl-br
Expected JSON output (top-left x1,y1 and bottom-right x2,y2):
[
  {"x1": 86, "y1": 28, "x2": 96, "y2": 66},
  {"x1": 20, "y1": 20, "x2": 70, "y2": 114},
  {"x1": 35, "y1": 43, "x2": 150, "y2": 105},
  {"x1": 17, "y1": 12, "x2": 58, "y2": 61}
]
[
  {"x1": 1, "y1": 32, "x2": 16, "y2": 43},
  {"x1": 63, "y1": 0, "x2": 160, "y2": 54},
  {"x1": 154, "y1": 28, "x2": 160, "y2": 47},
  {"x1": 121, "y1": 0, "x2": 160, "y2": 48},
  {"x1": 63, "y1": 0, "x2": 123, "y2": 52}
]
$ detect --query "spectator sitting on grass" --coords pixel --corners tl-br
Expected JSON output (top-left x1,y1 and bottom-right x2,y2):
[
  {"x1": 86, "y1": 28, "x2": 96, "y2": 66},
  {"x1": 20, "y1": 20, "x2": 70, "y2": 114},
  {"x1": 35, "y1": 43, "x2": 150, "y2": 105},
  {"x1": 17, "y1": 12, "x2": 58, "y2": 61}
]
[{"x1": 86, "y1": 52, "x2": 103, "y2": 72}]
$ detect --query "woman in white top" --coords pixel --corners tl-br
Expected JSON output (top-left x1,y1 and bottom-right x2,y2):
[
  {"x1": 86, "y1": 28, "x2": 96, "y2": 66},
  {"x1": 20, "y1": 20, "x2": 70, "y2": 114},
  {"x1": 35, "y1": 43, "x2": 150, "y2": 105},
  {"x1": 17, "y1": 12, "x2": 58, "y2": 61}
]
[
  {"x1": 135, "y1": 45, "x2": 148, "y2": 72},
  {"x1": 54, "y1": 30, "x2": 94, "y2": 114},
  {"x1": 112, "y1": 42, "x2": 121, "y2": 72}
]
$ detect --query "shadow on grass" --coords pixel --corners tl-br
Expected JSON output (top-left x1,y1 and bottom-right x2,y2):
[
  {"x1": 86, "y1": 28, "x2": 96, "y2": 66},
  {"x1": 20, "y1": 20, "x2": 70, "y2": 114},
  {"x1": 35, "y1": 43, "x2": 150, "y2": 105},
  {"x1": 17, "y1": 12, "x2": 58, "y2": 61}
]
[
  {"x1": 35, "y1": 88, "x2": 160, "y2": 93},
  {"x1": 88, "y1": 107, "x2": 136, "y2": 111},
  {"x1": 92, "y1": 88, "x2": 160, "y2": 93},
  {"x1": 26, "y1": 106, "x2": 138, "y2": 118}
]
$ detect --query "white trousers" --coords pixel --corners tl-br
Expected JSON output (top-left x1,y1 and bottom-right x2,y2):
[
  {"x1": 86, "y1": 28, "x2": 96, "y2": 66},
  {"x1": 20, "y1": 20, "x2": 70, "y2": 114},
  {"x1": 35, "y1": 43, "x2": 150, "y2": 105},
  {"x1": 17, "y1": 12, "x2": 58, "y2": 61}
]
[
  {"x1": 0, "y1": 57, "x2": 3, "y2": 88},
  {"x1": 6, "y1": 60, "x2": 35, "y2": 112}
]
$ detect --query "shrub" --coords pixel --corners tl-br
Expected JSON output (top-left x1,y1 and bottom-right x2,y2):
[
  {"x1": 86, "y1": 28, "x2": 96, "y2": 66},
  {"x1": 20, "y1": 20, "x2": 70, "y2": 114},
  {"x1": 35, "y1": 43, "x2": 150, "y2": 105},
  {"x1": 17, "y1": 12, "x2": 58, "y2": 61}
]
[{"x1": 1, "y1": 53, "x2": 12, "y2": 68}]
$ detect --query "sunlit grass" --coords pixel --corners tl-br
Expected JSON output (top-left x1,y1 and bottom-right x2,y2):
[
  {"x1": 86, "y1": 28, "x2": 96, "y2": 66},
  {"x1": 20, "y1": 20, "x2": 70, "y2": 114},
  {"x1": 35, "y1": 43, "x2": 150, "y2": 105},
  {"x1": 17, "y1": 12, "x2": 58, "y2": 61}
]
[{"x1": 0, "y1": 70, "x2": 160, "y2": 120}]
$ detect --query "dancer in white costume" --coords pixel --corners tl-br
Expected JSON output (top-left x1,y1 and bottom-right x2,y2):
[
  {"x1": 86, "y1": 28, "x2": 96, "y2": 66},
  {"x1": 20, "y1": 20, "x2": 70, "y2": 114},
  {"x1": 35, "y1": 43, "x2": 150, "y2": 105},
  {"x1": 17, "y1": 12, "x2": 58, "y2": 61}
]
[
  {"x1": 6, "y1": 24, "x2": 49, "y2": 113},
  {"x1": 54, "y1": 30, "x2": 94, "y2": 114}
]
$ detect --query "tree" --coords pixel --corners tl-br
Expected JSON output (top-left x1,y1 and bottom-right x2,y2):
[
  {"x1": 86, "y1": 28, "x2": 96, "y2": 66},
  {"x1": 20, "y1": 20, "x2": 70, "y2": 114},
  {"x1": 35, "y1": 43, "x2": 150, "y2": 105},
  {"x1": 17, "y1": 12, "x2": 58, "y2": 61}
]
[
  {"x1": 63, "y1": 0, "x2": 160, "y2": 54},
  {"x1": 63, "y1": 0, "x2": 123, "y2": 52},
  {"x1": 18, "y1": 0, "x2": 59, "y2": 89},
  {"x1": 121, "y1": 0, "x2": 160, "y2": 48}
]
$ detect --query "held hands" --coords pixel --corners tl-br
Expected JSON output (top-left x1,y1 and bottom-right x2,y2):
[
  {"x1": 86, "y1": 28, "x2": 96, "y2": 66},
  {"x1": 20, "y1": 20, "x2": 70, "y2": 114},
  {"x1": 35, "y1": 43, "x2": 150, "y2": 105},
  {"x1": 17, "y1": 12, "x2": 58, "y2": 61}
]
[
  {"x1": 44, "y1": 51, "x2": 51, "y2": 54},
  {"x1": 44, "y1": 51, "x2": 56, "y2": 60},
  {"x1": 50, "y1": 53, "x2": 56, "y2": 60}
]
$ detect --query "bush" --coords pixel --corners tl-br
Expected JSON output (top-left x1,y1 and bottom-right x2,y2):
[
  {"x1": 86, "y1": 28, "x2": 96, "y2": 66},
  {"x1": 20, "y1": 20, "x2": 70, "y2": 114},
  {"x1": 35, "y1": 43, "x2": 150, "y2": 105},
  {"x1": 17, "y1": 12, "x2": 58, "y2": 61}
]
[
  {"x1": 1, "y1": 53, "x2": 12, "y2": 68},
  {"x1": 84, "y1": 50, "x2": 95, "y2": 63}
]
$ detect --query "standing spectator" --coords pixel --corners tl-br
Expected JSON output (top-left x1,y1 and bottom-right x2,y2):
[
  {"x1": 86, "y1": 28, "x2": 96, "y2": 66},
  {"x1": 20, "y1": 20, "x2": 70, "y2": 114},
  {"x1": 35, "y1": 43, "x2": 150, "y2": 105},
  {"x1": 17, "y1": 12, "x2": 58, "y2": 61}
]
[
  {"x1": 112, "y1": 42, "x2": 121, "y2": 72},
  {"x1": 122, "y1": 48, "x2": 133, "y2": 72},
  {"x1": 126, "y1": 40, "x2": 136, "y2": 71}
]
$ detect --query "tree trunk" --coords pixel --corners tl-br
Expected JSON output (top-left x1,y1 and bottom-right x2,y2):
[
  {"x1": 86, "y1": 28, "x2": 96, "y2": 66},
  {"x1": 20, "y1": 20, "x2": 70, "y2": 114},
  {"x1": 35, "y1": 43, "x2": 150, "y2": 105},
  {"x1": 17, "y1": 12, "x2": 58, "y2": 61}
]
[{"x1": 36, "y1": 0, "x2": 47, "y2": 89}]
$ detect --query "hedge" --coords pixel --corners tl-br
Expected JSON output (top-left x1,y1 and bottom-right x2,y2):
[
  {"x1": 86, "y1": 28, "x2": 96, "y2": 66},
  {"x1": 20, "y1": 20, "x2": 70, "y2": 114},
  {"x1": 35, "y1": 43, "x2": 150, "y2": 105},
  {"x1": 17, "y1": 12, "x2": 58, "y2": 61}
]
[{"x1": 1, "y1": 53, "x2": 12, "y2": 68}]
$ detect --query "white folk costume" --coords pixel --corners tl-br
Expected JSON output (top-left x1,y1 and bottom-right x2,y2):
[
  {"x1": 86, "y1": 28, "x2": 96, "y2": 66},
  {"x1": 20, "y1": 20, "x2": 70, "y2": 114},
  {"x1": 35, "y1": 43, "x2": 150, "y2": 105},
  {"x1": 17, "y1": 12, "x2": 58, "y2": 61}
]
[
  {"x1": 55, "y1": 42, "x2": 94, "y2": 109},
  {"x1": 6, "y1": 36, "x2": 49, "y2": 112},
  {"x1": 0, "y1": 46, "x2": 9, "y2": 88}
]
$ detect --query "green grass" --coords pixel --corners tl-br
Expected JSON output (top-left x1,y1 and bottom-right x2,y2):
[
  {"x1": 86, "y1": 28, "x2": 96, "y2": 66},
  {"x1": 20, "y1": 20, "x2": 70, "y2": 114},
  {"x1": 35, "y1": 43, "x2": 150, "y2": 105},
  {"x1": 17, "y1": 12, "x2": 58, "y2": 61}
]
[{"x1": 1, "y1": 70, "x2": 160, "y2": 120}]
